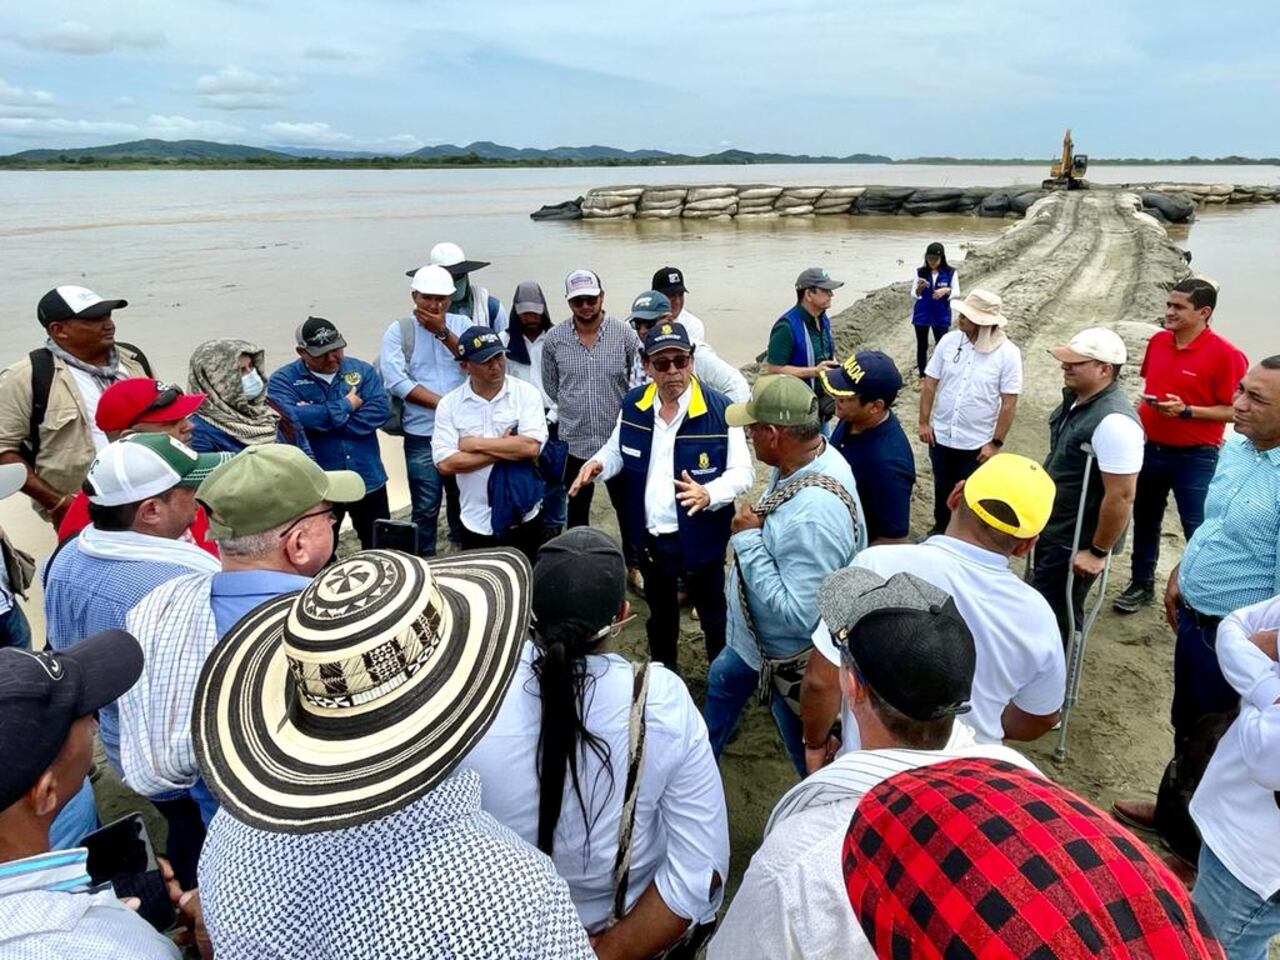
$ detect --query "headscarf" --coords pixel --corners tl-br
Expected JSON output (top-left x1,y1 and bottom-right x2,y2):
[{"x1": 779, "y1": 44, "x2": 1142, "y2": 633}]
[
  {"x1": 506, "y1": 281, "x2": 553, "y2": 366},
  {"x1": 187, "y1": 338, "x2": 279, "y2": 446},
  {"x1": 843, "y1": 758, "x2": 1224, "y2": 959}
]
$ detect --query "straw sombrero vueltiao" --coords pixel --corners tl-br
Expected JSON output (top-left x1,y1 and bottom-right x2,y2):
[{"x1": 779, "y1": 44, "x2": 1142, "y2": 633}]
[{"x1": 193, "y1": 548, "x2": 530, "y2": 834}]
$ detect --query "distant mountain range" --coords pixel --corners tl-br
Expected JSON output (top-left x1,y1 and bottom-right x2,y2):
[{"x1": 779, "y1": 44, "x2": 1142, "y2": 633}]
[
  {"x1": 0, "y1": 138, "x2": 893, "y2": 165},
  {"x1": 1, "y1": 139, "x2": 1274, "y2": 167}
]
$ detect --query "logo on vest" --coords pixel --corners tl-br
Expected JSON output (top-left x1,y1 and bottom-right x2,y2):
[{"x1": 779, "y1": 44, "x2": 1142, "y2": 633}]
[
  {"x1": 343, "y1": 371, "x2": 361, "y2": 386},
  {"x1": 698, "y1": 451, "x2": 710, "y2": 469}
]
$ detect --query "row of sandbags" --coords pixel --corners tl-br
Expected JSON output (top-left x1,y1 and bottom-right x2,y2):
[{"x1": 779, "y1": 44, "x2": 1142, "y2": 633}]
[
  {"x1": 1127, "y1": 182, "x2": 1280, "y2": 223},
  {"x1": 572, "y1": 184, "x2": 1052, "y2": 220}
]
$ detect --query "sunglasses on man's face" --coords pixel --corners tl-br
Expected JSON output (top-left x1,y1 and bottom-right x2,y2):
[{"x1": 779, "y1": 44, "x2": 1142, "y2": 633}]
[
  {"x1": 569, "y1": 295, "x2": 600, "y2": 308},
  {"x1": 649, "y1": 354, "x2": 691, "y2": 373}
]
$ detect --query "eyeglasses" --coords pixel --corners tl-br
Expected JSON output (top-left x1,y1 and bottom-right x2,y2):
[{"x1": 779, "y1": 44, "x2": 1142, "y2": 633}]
[
  {"x1": 139, "y1": 383, "x2": 183, "y2": 419},
  {"x1": 649, "y1": 354, "x2": 691, "y2": 373},
  {"x1": 569, "y1": 295, "x2": 600, "y2": 307},
  {"x1": 278, "y1": 507, "x2": 335, "y2": 539}
]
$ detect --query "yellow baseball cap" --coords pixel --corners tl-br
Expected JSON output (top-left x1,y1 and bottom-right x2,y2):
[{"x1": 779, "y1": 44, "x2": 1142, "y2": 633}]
[{"x1": 962, "y1": 453, "x2": 1057, "y2": 538}]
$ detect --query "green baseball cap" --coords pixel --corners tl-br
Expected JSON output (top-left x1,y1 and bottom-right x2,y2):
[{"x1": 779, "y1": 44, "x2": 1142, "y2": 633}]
[
  {"x1": 197, "y1": 444, "x2": 365, "y2": 539},
  {"x1": 86, "y1": 434, "x2": 231, "y2": 507},
  {"x1": 726, "y1": 374, "x2": 820, "y2": 427}
]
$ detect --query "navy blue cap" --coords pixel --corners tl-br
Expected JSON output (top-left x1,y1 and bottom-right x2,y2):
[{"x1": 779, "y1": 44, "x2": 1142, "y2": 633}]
[
  {"x1": 0, "y1": 630, "x2": 143, "y2": 811},
  {"x1": 643, "y1": 321, "x2": 693, "y2": 356},
  {"x1": 456, "y1": 325, "x2": 507, "y2": 363},
  {"x1": 627, "y1": 290, "x2": 672, "y2": 324},
  {"x1": 820, "y1": 350, "x2": 904, "y2": 405}
]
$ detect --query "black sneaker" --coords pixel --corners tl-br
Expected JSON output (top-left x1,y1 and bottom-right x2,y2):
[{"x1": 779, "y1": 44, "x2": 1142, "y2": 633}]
[{"x1": 1113, "y1": 580, "x2": 1155, "y2": 614}]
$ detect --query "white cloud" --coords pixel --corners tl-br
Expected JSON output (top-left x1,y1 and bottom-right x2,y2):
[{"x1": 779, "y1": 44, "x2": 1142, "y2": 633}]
[
  {"x1": 0, "y1": 77, "x2": 56, "y2": 107},
  {"x1": 0, "y1": 117, "x2": 138, "y2": 138},
  {"x1": 261, "y1": 120, "x2": 352, "y2": 145},
  {"x1": 145, "y1": 114, "x2": 245, "y2": 138},
  {"x1": 8, "y1": 21, "x2": 166, "y2": 55},
  {"x1": 383, "y1": 133, "x2": 423, "y2": 151},
  {"x1": 195, "y1": 66, "x2": 298, "y2": 110}
]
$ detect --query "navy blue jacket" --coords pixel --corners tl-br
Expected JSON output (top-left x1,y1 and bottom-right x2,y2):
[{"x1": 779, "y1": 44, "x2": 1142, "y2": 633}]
[
  {"x1": 266, "y1": 356, "x2": 389, "y2": 490},
  {"x1": 912, "y1": 266, "x2": 955, "y2": 328},
  {"x1": 617, "y1": 378, "x2": 733, "y2": 568}
]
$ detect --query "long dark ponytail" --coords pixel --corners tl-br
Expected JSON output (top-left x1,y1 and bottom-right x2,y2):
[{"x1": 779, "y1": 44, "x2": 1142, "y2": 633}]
[{"x1": 531, "y1": 618, "x2": 614, "y2": 857}]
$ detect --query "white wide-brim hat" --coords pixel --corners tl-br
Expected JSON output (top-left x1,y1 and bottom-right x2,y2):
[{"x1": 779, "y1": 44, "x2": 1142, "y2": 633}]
[
  {"x1": 952, "y1": 288, "x2": 1008, "y2": 328},
  {"x1": 193, "y1": 548, "x2": 530, "y2": 834}
]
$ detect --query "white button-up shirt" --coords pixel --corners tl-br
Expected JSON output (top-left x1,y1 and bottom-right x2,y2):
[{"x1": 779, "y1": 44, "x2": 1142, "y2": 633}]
[
  {"x1": 432, "y1": 377, "x2": 548, "y2": 536},
  {"x1": 925, "y1": 331, "x2": 1022, "y2": 450},
  {"x1": 502, "y1": 331, "x2": 554, "y2": 412},
  {"x1": 590, "y1": 381, "x2": 753, "y2": 537},
  {"x1": 1190, "y1": 593, "x2": 1280, "y2": 900}
]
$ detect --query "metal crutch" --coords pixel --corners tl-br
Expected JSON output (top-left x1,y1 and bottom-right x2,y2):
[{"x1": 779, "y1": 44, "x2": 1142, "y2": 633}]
[{"x1": 1053, "y1": 442, "x2": 1114, "y2": 764}]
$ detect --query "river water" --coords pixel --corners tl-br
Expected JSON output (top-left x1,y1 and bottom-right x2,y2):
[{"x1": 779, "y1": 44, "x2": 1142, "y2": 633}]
[{"x1": 1, "y1": 163, "x2": 1276, "y2": 586}]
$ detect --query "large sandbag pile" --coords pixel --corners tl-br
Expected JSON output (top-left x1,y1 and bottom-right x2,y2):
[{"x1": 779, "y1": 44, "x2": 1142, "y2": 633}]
[
  {"x1": 581, "y1": 186, "x2": 644, "y2": 219},
  {"x1": 1140, "y1": 191, "x2": 1196, "y2": 223},
  {"x1": 902, "y1": 188, "x2": 964, "y2": 215}
]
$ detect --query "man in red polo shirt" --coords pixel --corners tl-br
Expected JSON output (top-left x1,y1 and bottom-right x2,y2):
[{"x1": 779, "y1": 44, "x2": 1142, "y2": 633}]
[{"x1": 1114, "y1": 278, "x2": 1248, "y2": 612}]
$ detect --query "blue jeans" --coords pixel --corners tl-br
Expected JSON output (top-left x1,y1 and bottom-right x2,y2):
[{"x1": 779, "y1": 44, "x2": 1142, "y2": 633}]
[
  {"x1": 0, "y1": 603, "x2": 31, "y2": 648},
  {"x1": 1193, "y1": 845, "x2": 1280, "y2": 960},
  {"x1": 1130, "y1": 443, "x2": 1218, "y2": 584},
  {"x1": 704, "y1": 645, "x2": 806, "y2": 777},
  {"x1": 1171, "y1": 606, "x2": 1236, "y2": 740},
  {"x1": 403, "y1": 434, "x2": 461, "y2": 556}
]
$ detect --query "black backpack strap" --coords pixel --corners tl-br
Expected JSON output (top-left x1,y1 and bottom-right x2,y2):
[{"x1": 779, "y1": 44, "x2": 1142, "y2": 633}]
[
  {"x1": 116, "y1": 341, "x2": 154, "y2": 378},
  {"x1": 21, "y1": 348, "x2": 54, "y2": 466}
]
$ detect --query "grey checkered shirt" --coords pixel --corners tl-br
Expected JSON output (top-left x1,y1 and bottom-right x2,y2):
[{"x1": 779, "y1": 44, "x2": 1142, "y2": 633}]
[{"x1": 541, "y1": 316, "x2": 641, "y2": 458}]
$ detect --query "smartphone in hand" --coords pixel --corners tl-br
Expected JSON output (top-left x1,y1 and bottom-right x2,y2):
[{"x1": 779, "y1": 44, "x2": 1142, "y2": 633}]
[
  {"x1": 373, "y1": 519, "x2": 420, "y2": 555},
  {"x1": 82, "y1": 813, "x2": 176, "y2": 932}
]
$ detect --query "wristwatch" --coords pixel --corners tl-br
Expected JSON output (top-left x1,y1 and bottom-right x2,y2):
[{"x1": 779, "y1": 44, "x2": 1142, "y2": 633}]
[
  {"x1": 990, "y1": 438, "x2": 1004, "y2": 448},
  {"x1": 433, "y1": 328, "x2": 451, "y2": 343},
  {"x1": 1178, "y1": 406, "x2": 1193, "y2": 419},
  {"x1": 1088, "y1": 542, "x2": 1109, "y2": 559}
]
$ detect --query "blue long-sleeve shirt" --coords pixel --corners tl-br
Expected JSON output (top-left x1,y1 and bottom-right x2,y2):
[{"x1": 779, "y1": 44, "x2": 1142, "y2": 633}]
[
  {"x1": 726, "y1": 442, "x2": 865, "y2": 670},
  {"x1": 378, "y1": 313, "x2": 472, "y2": 438},
  {"x1": 266, "y1": 356, "x2": 389, "y2": 490}
]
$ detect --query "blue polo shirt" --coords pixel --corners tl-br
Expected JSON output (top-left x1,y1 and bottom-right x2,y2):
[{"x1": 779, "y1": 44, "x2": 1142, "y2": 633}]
[
  {"x1": 266, "y1": 356, "x2": 389, "y2": 491},
  {"x1": 831, "y1": 411, "x2": 916, "y2": 542}
]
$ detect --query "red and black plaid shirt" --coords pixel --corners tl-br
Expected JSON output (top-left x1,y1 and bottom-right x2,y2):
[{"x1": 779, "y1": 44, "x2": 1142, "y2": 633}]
[{"x1": 843, "y1": 758, "x2": 1223, "y2": 959}]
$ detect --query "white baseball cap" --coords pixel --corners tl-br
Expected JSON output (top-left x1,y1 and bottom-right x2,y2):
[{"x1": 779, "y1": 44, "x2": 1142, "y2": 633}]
[
  {"x1": 86, "y1": 434, "x2": 229, "y2": 507},
  {"x1": 409, "y1": 264, "x2": 456, "y2": 297},
  {"x1": 1049, "y1": 327, "x2": 1127, "y2": 365},
  {"x1": 564, "y1": 269, "x2": 602, "y2": 301}
]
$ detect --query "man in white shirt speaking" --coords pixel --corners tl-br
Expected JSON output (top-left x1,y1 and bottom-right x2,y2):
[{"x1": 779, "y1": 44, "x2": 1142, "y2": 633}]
[
  {"x1": 1032, "y1": 327, "x2": 1144, "y2": 641},
  {"x1": 432, "y1": 326, "x2": 548, "y2": 562},
  {"x1": 800, "y1": 452, "x2": 1064, "y2": 767},
  {"x1": 918, "y1": 289, "x2": 1022, "y2": 534},
  {"x1": 570, "y1": 322, "x2": 752, "y2": 674},
  {"x1": 710, "y1": 567, "x2": 1039, "y2": 960}
]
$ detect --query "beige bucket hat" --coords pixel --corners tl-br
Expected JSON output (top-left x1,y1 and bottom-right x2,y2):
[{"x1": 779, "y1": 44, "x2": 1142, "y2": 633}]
[{"x1": 952, "y1": 289, "x2": 1008, "y2": 327}]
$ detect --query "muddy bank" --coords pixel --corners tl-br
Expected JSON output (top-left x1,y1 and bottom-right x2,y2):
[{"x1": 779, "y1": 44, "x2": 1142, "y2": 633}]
[{"x1": 532, "y1": 180, "x2": 1280, "y2": 223}]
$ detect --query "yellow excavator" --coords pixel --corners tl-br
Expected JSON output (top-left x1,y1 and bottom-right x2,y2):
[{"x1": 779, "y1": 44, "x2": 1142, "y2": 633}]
[{"x1": 1043, "y1": 129, "x2": 1088, "y2": 190}]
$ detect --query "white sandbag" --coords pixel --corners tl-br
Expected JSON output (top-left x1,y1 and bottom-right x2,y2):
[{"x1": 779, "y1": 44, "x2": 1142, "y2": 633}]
[
  {"x1": 684, "y1": 196, "x2": 739, "y2": 212},
  {"x1": 738, "y1": 186, "x2": 784, "y2": 201},
  {"x1": 687, "y1": 186, "x2": 738, "y2": 202},
  {"x1": 778, "y1": 204, "x2": 815, "y2": 216}
]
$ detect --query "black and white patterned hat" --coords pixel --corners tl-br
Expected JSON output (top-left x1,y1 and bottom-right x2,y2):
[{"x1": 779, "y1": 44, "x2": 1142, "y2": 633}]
[{"x1": 193, "y1": 548, "x2": 530, "y2": 833}]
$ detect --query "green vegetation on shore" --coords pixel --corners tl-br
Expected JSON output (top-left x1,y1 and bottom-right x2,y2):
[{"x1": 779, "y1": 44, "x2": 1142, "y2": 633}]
[{"x1": 1, "y1": 138, "x2": 1275, "y2": 171}]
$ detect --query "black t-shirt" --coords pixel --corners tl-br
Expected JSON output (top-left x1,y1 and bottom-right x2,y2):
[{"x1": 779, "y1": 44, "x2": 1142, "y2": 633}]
[{"x1": 831, "y1": 411, "x2": 916, "y2": 541}]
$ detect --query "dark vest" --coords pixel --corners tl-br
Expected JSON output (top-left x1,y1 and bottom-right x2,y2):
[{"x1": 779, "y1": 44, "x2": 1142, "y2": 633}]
[
  {"x1": 618, "y1": 378, "x2": 733, "y2": 567},
  {"x1": 1042, "y1": 380, "x2": 1140, "y2": 548},
  {"x1": 911, "y1": 267, "x2": 955, "y2": 327}
]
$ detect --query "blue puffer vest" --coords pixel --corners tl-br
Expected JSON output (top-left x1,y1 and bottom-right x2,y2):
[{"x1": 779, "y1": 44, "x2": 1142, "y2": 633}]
[
  {"x1": 617, "y1": 378, "x2": 734, "y2": 567},
  {"x1": 912, "y1": 266, "x2": 955, "y2": 327}
]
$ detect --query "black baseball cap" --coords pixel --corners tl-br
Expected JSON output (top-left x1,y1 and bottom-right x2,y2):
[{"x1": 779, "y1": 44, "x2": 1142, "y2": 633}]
[
  {"x1": 820, "y1": 350, "x2": 904, "y2": 406},
  {"x1": 651, "y1": 266, "x2": 688, "y2": 296},
  {"x1": 37, "y1": 285, "x2": 129, "y2": 328},
  {"x1": 532, "y1": 528, "x2": 626, "y2": 641},
  {"x1": 295, "y1": 316, "x2": 347, "y2": 357},
  {"x1": 456, "y1": 325, "x2": 507, "y2": 363},
  {"x1": 0, "y1": 630, "x2": 143, "y2": 811},
  {"x1": 819, "y1": 567, "x2": 974, "y2": 721}
]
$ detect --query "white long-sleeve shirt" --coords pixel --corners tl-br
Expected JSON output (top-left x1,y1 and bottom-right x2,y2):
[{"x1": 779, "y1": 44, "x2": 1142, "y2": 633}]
[
  {"x1": 909, "y1": 269, "x2": 960, "y2": 300},
  {"x1": 1190, "y1": 594, "x2": 1280, "y2": 899},
  {"x1": 590, "y1": 382, "x2": 752, "y2": 536}
]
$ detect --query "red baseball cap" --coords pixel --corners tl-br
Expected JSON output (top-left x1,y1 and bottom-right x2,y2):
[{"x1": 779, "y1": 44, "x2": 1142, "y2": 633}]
[{"x1": 96, "y1": 378, "x2": 206, "y2": 433}]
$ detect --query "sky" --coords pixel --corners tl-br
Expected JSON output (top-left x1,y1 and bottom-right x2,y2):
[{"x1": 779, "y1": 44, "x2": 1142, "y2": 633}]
[{"x1": 0, "y1": 0, "x2": 1276, "y2": 158}]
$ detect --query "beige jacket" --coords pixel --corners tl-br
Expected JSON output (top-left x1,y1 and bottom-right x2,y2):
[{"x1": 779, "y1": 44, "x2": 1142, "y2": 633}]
[{"x1": 0, "y1": 347, "x2": 149, "y2": 519}]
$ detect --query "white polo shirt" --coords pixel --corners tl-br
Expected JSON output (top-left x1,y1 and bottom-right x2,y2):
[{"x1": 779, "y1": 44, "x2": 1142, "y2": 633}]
[
  {"x1": 431, "y1": 377, "x2": 548, "y2": 536},
  {"x1": 925, "y1": 332, "x2": 1022, "y2": 450},
  {"x1": 1190, "y1": 594, "x2": 1280, "y2": 900},
  {"x1": 814, "y1": 535, "x2": 1065, "y2": 749}
]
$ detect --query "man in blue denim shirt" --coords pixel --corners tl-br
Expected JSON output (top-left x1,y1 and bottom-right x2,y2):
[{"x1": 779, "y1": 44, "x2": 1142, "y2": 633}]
[
  {"x1": 268, "y1": 317, "x2": 390, "y2": 550},
  {"x1": 704, "y1": 375, "x2": 864, "y2": 776},
  {"x1": 379, "y1": 265, "x2": 472, "y2": 556}
]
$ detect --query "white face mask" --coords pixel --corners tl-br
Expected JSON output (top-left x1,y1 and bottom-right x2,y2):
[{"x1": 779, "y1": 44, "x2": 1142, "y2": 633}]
[{"x1": 241, "y1": 369, "x2": 265, "y2": 399}]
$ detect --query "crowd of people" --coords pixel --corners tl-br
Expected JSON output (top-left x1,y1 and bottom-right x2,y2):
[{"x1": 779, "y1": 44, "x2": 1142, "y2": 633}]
[{"x1": 0, "y1": 242, "x2": 1274, "y2": 960}]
